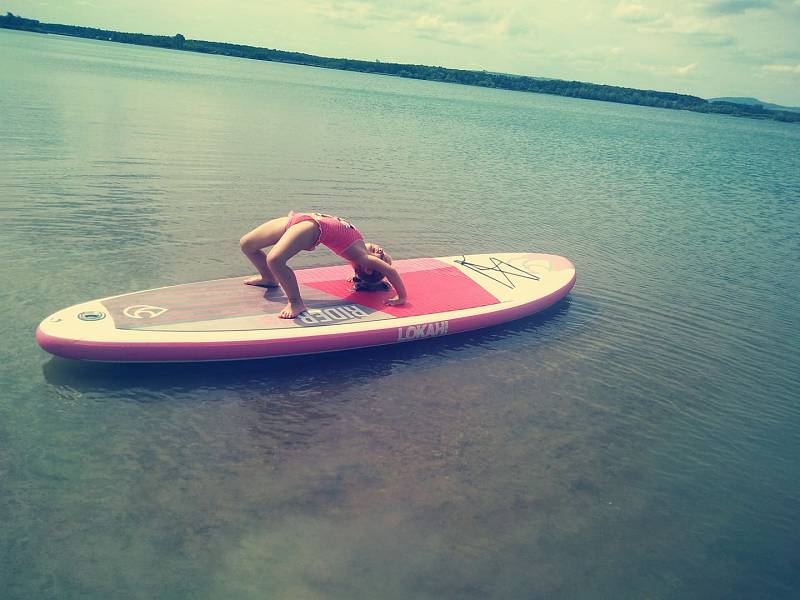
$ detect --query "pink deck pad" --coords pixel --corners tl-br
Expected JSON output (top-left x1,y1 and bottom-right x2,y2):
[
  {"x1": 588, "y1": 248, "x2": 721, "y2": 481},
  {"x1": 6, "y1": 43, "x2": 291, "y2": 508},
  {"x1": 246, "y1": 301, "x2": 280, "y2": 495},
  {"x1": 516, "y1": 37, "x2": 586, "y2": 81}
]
[{"x1": 304, "y1": 264, "x2": 499, "y2": 317}]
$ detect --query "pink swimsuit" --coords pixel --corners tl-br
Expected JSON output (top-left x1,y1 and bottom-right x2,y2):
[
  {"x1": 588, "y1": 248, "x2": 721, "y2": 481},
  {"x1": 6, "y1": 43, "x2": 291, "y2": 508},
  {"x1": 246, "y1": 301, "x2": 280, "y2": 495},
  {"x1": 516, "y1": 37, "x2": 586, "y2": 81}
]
[{"x1": 285, "y1": 211, "x2": 364, "y2": 257}]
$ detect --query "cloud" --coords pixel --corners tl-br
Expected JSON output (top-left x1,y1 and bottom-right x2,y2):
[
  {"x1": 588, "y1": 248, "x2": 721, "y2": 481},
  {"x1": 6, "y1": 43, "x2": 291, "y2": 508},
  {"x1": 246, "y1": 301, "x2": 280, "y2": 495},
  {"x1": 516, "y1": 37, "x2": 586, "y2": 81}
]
[
  {"x1": 614, "y1": 2, "x2": 645, "y2": 18},
  {"x1": 412, "y1": 13, "x2": 476, "y2": 46},
  {"x1": 303, "y1": 0, "x2": 534, "y2": 45},
  {"x1": 672, "y1": 62, "x2": 699, "y2": 75},
  {"x1": 628, "y1": 11, "x2": 736, "y2": 46},
  {"x1": 614, "y1": 2, "x2": 661, "y2": 22},
  {"x1": 670, "y1": 21, "x2": 736, "y2": 47},
  {"x1": 763, "y1": 63, "x2": 800, "y2": 73},
  {"x1": 703, "y1": 0, "x2": 778, "y2": 16},
  {"x1": 410, "y1": 12, "x2": 518, "y2": 47},
  {"x1": 500, "y1": 15, "x2": 533, "y2": 37},
  {"x1": 303, "y1": 1, "x2": 376, "y2": 28}
]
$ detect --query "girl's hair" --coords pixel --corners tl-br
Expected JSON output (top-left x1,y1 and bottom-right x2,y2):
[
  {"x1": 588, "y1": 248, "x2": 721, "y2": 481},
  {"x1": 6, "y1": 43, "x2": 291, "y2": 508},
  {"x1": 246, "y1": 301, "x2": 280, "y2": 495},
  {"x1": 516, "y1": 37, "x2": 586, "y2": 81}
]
[{"x1": 354, "y1": 265, "x2": 385, "y2": 284}]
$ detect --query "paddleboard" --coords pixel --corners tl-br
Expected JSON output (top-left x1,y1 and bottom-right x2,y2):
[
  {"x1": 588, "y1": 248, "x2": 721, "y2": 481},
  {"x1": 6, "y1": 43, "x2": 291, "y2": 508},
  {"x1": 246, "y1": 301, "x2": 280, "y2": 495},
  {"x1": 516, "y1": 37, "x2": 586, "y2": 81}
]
[{"x1": 36, "y1": 253, "x2": 575, "y2": 362}]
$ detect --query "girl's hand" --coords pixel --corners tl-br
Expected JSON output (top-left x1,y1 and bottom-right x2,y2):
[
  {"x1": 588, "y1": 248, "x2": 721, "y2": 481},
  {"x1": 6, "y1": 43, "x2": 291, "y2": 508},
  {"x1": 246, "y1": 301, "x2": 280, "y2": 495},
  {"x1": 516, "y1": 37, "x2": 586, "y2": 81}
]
[{"x1": 384, "y1": 296, "x2": 405, "y2": 306}]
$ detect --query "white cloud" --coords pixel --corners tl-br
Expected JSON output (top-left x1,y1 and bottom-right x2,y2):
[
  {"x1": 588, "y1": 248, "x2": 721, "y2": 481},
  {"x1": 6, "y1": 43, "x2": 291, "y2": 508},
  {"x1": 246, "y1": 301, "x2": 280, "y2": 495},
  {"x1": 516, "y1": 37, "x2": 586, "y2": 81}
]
[
  {"x1": 615, "y1": 2, "x2": 644, "y2": 18},
  {"x1": 411, "y1": 13, "x2": 487, "y2": 46},
  {"x1": 763, "y1": 63, "x2": 800, "y2": 72},
  {"x1": 303, "y1": 1, "x2": 376, "y2": 28},
  {"x1": 672, "y1": 62, "x2": 699, "y2": 75},
  {"x1": 614, "y1": 2, "x2": 660, "y2": 23},
  {"x1": 626, "y1": 10, "x2": 735, "y2": 46},
  {"x1": 303, "y1": 0, "x2": 534, "y2": 46}
]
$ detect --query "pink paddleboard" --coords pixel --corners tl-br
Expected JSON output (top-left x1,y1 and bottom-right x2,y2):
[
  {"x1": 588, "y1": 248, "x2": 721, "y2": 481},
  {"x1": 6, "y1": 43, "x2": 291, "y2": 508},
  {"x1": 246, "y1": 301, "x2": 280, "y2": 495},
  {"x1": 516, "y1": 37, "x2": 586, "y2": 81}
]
[{"x1": 36, "y1": 253, "x2": 575, "y2": 362}]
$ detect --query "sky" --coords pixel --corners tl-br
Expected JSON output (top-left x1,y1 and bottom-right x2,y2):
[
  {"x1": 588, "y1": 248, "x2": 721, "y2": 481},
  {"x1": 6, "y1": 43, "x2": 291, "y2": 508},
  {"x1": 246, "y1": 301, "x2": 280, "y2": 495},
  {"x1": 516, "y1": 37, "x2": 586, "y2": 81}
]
[{"x1": 4, "y1": 0, "x2": 800, "y2": 105}]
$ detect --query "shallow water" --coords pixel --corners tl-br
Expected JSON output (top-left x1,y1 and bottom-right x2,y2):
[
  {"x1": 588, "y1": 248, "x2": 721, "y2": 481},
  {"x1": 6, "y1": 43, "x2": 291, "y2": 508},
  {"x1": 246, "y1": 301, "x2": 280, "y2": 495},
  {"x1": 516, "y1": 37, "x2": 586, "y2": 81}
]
[{"x1": 1, "y1": 29, "x2": 799, "y2": 599}]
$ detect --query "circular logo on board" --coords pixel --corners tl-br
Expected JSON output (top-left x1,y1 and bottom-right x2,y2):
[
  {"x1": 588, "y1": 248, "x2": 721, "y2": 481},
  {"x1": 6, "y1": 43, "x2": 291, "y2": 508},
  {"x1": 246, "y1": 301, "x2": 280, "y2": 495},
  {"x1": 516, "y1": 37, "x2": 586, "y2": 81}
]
[
  {"x1": 78, "y1": 311, "x2": 106, "y2": 321},
  {"x1": 123, "y1": 305, "x2": 168, "y2": 319}
]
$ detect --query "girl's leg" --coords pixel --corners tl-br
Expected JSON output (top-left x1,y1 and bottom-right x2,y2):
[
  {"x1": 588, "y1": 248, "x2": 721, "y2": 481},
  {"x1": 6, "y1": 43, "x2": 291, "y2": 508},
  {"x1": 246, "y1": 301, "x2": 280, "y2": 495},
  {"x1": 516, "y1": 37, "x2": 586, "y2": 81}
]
[
  {"x1": 239, "y1": 217, "x2": 290, "y2": 286},
  {"x1": 266, "y1": 220, "x2": 320, "y2": 318}
]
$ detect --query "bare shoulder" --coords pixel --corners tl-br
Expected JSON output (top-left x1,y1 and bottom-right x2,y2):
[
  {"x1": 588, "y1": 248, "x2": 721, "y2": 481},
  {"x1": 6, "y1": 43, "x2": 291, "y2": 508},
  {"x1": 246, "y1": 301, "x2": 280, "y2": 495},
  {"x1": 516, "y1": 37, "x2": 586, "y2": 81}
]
[{"x1": 342, "y1": 240, "x2": 367, "y2": 258}]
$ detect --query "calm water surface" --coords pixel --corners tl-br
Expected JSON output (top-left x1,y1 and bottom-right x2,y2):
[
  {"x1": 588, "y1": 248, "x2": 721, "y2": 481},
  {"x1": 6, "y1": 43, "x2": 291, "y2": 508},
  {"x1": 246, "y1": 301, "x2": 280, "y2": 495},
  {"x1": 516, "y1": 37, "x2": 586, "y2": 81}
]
[{"x1": 1, "y1": 29, "x2": 799, "y2": 599}]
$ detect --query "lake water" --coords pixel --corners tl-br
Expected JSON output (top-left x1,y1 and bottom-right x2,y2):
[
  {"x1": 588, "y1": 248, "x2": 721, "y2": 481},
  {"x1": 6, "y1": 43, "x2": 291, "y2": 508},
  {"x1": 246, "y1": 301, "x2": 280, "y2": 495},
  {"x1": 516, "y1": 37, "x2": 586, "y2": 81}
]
[{"x1": 1, "y1": 28, "x2": 799, "y2": 599}]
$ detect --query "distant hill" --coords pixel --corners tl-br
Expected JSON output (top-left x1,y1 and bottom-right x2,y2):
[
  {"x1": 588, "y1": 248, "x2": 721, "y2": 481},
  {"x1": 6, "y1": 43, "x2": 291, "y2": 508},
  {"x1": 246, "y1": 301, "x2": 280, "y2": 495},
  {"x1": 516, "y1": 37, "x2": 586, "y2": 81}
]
[{"x1": 711, "y1": 97, "x2": 800, "y2": 114}]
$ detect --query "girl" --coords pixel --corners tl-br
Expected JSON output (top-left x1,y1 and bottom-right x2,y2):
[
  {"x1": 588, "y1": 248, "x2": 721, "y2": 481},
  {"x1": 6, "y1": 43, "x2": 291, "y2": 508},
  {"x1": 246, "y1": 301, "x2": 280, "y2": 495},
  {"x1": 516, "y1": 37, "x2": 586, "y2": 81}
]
[{"x1": 240, "y1": 211, "x2": 407, "y2": 318}]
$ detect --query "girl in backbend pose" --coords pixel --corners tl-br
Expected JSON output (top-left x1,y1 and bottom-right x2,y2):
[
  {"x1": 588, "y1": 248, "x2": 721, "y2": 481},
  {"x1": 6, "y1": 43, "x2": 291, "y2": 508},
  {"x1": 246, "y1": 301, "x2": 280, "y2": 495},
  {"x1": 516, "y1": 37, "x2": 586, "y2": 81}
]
[{"x1": 239, "y1": 211, "x2": 407, "y2": 318}]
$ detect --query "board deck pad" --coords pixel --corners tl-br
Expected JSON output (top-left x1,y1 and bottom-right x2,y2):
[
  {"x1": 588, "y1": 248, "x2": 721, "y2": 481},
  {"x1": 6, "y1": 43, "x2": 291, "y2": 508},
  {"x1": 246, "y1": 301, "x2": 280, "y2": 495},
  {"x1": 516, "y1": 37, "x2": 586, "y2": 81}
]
[{"x1": 101, "y1": 259, "x2": 500, "y2": 332}]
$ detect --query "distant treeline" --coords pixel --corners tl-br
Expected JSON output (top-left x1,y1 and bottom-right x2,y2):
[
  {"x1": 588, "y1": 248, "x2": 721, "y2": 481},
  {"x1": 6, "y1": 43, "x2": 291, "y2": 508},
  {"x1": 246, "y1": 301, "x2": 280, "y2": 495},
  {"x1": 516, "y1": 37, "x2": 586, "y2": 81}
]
[{"x1": 3, "y1": 12, "x2": 798, "y2": 124}]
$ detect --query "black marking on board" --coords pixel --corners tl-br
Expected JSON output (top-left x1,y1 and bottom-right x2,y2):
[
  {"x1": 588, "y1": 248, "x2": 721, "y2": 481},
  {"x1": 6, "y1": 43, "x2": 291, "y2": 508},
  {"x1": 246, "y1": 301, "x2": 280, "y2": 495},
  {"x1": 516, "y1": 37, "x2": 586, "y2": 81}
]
[{"x1": 455, "y1": 256, "x2": 540, "y2": 289}]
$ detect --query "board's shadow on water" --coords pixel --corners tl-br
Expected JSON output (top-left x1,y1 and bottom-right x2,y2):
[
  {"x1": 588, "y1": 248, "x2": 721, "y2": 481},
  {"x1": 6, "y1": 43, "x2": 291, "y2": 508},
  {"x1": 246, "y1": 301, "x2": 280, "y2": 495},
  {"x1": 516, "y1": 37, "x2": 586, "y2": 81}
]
[{"x1": 41, "y1": 299, "x2": 573, "y2": 396}]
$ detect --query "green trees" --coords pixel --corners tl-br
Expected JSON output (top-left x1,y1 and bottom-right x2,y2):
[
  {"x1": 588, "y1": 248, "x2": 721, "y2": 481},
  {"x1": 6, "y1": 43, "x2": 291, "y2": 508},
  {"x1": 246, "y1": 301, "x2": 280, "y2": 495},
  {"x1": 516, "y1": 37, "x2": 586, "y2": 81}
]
[{"x1": 2, "y1": 12, "x2": 41, "y2": 30}]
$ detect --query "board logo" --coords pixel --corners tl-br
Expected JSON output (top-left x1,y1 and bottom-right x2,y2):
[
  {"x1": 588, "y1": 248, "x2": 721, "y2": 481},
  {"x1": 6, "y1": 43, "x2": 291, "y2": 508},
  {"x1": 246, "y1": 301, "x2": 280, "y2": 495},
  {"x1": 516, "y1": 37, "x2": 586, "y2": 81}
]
[
  {"x1": 397, "y1": 321, "x2": 449, "y2": 342},
  {"x1": 123, "y1": 305, "x2": 168, "y2": 319},
  {"x1": 298, "y1": 304, "x2": 369, "y2": 325}
]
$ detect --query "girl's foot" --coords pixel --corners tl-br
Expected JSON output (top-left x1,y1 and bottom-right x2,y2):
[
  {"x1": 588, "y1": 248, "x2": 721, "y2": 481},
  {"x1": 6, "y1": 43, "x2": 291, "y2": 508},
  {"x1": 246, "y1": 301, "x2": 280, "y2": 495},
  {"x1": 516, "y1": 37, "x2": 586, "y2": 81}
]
[
  {"x1": 244, "y1": 275, "x2": 279, "y2": 288},
  {"x1": 279, "y1": 302, "x2": 307, "y2": 319}
]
